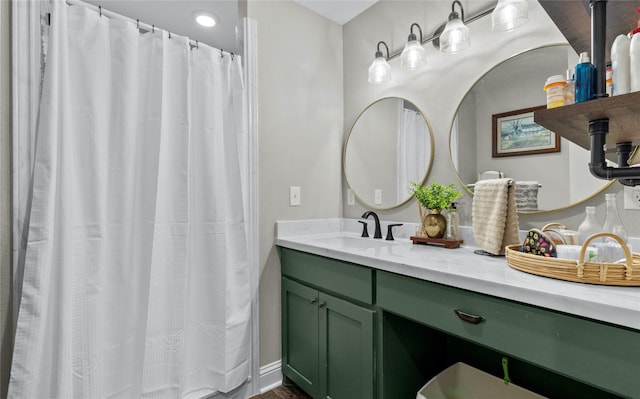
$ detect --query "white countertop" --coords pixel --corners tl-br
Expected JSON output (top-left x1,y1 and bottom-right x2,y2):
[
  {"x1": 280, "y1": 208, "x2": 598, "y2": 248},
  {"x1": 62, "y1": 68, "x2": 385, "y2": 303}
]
[{"x1": 275, "y1": 218, "x2": 640, "y2": 331}]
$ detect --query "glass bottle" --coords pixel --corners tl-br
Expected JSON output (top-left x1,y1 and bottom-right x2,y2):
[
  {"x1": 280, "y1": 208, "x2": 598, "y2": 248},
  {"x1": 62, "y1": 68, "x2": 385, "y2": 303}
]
[
  {"x1": 565, "y1": 69, "x2": 575, "y2": 105},
  {"x1": 593, "y1": 193, "x2": 630, "y2": 262},
  {"x1": 577, "y1": 206, "x2": 600, "y2": 244},
  {"x1": 445, "y1": 204, "x2": 460, "y2": 241},
  {"x1": 602, "y1": 193, "x2": 628, "y2": 242}
]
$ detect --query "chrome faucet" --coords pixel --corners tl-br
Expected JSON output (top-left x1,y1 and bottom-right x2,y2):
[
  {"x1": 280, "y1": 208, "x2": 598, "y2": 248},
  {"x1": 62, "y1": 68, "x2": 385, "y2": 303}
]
[{"x1": 361, "y1": 211, "x2": 382, "y2": 239}]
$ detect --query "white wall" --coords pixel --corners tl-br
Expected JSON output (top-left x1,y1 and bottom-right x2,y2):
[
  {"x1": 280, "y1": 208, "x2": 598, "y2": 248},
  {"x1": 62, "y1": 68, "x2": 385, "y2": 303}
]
[
  {"x1": 246, "y1": 1, "x2": 344, "y2": 368},
  {"x1": 0, "y1": 1, "x2": 11, "y2": 397},
  {"x1": 343, "y1": 0, "x2": 564, "y2": 222},
  {"x1": 342, "y1": 0, "x2": 640, "y2": 235}
]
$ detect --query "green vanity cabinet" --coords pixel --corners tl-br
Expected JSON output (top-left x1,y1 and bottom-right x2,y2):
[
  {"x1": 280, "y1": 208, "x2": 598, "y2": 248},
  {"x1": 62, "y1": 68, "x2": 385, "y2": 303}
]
[
  {"x1": 280, "y1": 248, "x2": 375, "y2": 399},
  {"x1": 278, "y1": 245, "x2": 640, "y2": 399}
]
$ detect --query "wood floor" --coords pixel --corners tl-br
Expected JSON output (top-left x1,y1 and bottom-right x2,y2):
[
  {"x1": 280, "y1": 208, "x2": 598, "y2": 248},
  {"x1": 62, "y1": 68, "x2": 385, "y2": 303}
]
[{"x1": 249, "y1": 383, "x2": 312, "y2": 399}]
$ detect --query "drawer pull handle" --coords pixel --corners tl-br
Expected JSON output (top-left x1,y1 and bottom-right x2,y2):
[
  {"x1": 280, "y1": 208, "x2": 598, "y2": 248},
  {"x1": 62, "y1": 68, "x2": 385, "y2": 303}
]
[
  {"x1": 454, "y1": 309, "x2": 485, "y2": 324},
  {"x1": 310, "y1": 298, "x2": 318, "y2": 305},
  {"x1": 319, "y1": 302, "x2": 326, "y2": 309}
]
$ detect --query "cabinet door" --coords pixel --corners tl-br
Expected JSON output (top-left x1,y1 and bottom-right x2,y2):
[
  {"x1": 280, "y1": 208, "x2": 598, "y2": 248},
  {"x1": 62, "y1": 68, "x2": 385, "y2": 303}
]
[
  {"x1": 318, "y1": 292, "x2": 375, "y2": 399},
  {"x1": 282, "y1": 278, "x2": 320, "y2": 397}
]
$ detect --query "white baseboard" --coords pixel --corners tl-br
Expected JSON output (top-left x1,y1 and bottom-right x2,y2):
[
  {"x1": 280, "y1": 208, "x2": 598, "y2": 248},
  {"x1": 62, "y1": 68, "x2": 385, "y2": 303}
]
[{"x1": 259, "y1": 360, "x2": 282, "y2": 394}]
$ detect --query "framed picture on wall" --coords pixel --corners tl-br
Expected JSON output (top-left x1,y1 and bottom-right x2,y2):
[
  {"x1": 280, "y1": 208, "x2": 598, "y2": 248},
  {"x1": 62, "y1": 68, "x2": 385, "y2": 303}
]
[{"x1": 492, "y1": 105, "x2": 560, "y2": 158}]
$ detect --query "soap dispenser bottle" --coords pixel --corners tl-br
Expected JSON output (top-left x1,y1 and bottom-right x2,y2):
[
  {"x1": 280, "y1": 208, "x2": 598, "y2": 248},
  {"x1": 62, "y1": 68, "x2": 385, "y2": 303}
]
[
  {"x1": 575, "y1": 51, "x2": 595, "y2": 102},
  {"x1": 445, "y1": 203, "x2": 460, "y2": 241}
]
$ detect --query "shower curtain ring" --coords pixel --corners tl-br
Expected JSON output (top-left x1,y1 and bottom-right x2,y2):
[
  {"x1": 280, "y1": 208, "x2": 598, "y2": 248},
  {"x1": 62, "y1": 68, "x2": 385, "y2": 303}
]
[
  {"x1": 168, "y1": 31, "x2": 172, "y2": 39},
  {"x1": 98, "y1": 6, "x2": 102, "y2": 17},
  {"x1": 220, "y1": 49, "x2": 224, "y2": 58},
  {"x1": 231, "y1": 53, "x2": 235, "y2": 60},
  {"x1": 152, "y1": 24, "x2": 155, "y2": 33},
  {"x1": 195, "y1": 40, "x2": 199, "y2": 49},
  {"x1": 136, "y1": 19, "x2": 139, "y2": 29}
]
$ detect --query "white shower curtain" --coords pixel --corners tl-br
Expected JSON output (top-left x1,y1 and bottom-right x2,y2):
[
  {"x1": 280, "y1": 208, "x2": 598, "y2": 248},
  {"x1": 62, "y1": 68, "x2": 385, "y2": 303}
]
[
  {"x1": 9, "y1": 2, "x2": 251, "y2": 398},
  {"x1": 397, "y1": 107, "x2": 431, "y2": 201}
]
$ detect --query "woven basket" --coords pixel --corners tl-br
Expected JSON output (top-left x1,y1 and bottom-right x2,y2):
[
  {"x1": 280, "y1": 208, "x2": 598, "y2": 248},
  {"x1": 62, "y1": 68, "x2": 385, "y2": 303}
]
[{"x1": 506, "y1": 232, "x2": 640, "y2": 286}]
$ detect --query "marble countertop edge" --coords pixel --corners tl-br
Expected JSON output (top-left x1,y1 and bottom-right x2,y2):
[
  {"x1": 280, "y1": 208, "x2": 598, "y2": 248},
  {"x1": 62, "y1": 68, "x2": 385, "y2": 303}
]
[{"x1": 275, "y1": 219, "x2": 640, "y2": 331}]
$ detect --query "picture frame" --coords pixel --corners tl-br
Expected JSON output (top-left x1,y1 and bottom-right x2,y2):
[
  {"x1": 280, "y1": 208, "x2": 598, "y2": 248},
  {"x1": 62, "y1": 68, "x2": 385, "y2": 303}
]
[{"x1": 492, "y1": 105, "x2": 560, "y2": 158}]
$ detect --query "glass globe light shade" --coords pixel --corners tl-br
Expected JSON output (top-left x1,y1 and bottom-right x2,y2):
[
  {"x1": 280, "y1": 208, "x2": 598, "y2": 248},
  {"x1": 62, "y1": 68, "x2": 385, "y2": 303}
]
[
  {"x1": 492, "y1": 0, "x2": 529, "y2": 31},
  {"x1": 368, "y1": 56, "x2": 392, "y2": 84},
  {"x1": 400, "y1": 40, "x2": 427, "y2": 70},
  {"x1": 439, "y1": 18, "x2": 470, "y2": 54}
]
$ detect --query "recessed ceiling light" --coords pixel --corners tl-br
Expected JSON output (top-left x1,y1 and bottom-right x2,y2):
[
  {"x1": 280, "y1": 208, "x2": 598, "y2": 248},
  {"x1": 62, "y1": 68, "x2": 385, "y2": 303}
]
[{"x1": 194, "y1": 11, "x2": 216, "y2": 28}]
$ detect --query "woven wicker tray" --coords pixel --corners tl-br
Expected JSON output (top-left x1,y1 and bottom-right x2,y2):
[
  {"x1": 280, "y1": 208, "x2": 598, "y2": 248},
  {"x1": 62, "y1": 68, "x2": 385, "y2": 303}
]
[{"x1": 506, "y1": 232, "x2": 640, "y2": 286}]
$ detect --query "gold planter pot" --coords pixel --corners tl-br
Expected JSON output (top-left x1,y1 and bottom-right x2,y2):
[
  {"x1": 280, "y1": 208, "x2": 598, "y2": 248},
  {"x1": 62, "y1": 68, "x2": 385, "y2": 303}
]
[{"x1": 419, "y1": 208, "x2": 447, "y2": 239}]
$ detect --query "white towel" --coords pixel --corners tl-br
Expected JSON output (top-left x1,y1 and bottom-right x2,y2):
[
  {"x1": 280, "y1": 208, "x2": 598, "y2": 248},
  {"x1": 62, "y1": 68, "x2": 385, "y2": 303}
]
[
  {"x1": 472, "y1": 178, "x2": 520, "y2": 255},
  {"x1": 515, "y1": 181, "x2": 539, "y2": 212}
]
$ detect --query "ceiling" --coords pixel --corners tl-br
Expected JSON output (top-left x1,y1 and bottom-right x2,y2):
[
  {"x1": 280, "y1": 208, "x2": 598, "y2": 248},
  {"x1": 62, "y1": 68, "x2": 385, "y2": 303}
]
[
  {"x1": 80, "y1": 0, "x2": 379, "y2": 54},
  {"x1": 293, "y1": 0, "x2": 379, "y2": 25}
]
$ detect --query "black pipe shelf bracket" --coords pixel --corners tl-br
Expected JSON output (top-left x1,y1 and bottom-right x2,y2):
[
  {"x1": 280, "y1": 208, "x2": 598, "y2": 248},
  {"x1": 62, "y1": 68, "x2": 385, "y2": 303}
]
[
  {"x1": 587, "y1": 0, "x2": 640, "y2": 187},
  {"x1": 589, "y1": 119, "x2": 640, "y2": 186}
]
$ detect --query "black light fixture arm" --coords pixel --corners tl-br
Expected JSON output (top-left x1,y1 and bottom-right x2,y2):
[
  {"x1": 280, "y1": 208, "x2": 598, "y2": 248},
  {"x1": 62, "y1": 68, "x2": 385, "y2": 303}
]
[
  {"x1": 384, "y1": 3, "x2": 494, "y2": 61},
  {"x1": 451, "y1": 0, "x2": 465, "y2": 23},
  {"x1": 375, "y1": 41, "x2": 390, "y2": 59},
  {"x1": 408, "y1": 23, "x2": 423, "y2": 42}
]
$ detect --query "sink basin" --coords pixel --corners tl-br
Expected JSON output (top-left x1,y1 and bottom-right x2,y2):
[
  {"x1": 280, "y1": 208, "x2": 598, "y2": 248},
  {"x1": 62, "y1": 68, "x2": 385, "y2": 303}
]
[{"x1": 311, "y1": 235, "x2": 398, "y2": 249}]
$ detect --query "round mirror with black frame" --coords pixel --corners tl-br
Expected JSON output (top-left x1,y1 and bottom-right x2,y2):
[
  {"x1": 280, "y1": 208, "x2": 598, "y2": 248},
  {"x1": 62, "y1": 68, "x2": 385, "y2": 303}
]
[
  {"x1": 344, "y1": 97, "x2": 435, "y2": 210},
  {"x1": 449, "y1": 44, "x2": 622, "y2": 214}
]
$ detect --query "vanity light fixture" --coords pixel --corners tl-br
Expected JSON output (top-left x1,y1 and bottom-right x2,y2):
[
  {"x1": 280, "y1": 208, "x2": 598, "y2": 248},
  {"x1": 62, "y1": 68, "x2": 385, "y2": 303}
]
[
  {"x1": 400, "y1": 23, "x2": 427, "y2": 70},
  {"x1": 194, "y1": 11, "x2": 216, "y2": 28},
  {"x1": 368, "y1": 41, "x2": 392, "y2": 84},
  {"x1": 439, "y1": 1, "x2": 471, "y2": 54},
  {"x1": 491, "y1": 0, "x2": 528, "y2": 31},
  {"x1": 366, "y1": 1, "x2": 530, "y2": 84}
]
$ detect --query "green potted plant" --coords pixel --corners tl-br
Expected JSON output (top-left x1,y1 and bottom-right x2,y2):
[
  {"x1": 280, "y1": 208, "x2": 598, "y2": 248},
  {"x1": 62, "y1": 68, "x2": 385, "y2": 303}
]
[{"x1": 409, "y1": 180, "x2": 462, "y2": 238}]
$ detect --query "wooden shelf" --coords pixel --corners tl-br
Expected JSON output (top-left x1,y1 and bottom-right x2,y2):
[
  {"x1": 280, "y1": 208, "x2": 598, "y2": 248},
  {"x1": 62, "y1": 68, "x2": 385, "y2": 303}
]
[
  {"x1": 538, "y1": 1, "x2": 638, "y2": 63},
  {"x1": 535, "y1": 2, "x2": 640, "y2": 162},
  {"x1": 534, "y1": 91, "x2": 640, "y2": 153}
]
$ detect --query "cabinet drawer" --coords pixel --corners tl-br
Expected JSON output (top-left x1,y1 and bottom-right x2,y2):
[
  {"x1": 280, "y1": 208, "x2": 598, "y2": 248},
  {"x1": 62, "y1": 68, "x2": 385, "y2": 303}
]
[
  {"x1": 377, "y1": 270, "x2": 640, "y2": 398},
  {"x1": 279, "y1": 247, "x2": 374, "y2": 305}
]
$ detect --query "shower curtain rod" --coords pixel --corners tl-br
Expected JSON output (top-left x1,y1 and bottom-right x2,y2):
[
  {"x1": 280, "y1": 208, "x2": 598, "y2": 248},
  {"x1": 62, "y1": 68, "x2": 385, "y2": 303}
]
[{"x1": 61, "y1": 0, "x2": 235, "y2": 56}]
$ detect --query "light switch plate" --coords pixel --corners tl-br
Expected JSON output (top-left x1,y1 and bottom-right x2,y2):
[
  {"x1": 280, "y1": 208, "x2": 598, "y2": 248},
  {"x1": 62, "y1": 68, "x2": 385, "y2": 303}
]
[{"x1": 289, "y1": 186, "x2": 301, "y2": 206}]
